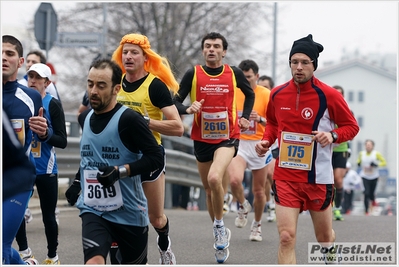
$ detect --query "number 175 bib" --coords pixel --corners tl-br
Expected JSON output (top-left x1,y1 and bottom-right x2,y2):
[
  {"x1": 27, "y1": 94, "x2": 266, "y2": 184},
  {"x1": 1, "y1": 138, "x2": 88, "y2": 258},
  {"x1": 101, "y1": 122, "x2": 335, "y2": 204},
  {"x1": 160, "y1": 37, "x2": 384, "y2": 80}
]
[{"x1": 278, "y1": 131, "x2": 315, "y2": 171}]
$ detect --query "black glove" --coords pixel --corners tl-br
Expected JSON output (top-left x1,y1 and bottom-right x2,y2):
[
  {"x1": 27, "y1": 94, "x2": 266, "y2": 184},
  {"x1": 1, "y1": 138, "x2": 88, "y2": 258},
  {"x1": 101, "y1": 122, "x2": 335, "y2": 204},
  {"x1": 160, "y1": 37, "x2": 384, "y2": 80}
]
[
  {"x1": 65, "y1": 180, "x2": 81, "y2": 206},
  {"x1": 370, "y1": 162, "x2": 378, "y2": 167},
  {"x1": 97, "y1": 166, "x2": 120, "y2": 188}
]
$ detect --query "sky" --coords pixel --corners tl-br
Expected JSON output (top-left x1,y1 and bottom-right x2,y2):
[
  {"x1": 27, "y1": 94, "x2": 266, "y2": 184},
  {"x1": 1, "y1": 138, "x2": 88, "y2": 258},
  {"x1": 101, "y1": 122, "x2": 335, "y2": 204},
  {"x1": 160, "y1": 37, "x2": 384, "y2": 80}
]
[
  {"x1": 276, "y1": 1, "x2": 398, "y2": 61},
  {"x1": 1, "y1": 1, "x2": 398, "y2": 79}
]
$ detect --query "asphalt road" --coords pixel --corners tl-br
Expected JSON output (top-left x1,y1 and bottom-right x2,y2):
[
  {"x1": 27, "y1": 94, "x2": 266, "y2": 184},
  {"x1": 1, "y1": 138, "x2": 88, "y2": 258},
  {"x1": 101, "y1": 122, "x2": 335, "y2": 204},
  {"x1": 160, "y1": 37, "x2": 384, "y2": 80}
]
[{"x1": 14, "y1": 201, "x2": 397, "y2": 265}]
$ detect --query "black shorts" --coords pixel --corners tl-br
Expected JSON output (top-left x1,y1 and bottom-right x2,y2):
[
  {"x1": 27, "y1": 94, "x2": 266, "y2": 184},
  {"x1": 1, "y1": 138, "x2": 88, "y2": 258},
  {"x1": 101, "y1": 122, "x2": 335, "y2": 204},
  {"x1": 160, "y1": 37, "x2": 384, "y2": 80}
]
[
  {"x1": 332, "y1": 151, "x2": 348, "y2": 169},
  {"x1": 271, "y1": 147, "x2": 279, "y2": 159},
  {"x1": 141, "y1": 145, "x2": 166, "y2": 183},
  {"x1": 193, "y1": 138, "x2": 239, "y2": 162},
  {"x1": 81, "y1": 213, "x2": 148, "y2": 264}
]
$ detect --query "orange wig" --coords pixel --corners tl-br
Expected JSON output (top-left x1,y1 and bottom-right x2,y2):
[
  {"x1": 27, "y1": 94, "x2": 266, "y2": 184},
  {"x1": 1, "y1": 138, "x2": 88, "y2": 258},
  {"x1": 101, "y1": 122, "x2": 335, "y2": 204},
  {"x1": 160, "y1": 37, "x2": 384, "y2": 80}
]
[{"x1": 112, "y1": 33, "x2": 179, "y2": 93}]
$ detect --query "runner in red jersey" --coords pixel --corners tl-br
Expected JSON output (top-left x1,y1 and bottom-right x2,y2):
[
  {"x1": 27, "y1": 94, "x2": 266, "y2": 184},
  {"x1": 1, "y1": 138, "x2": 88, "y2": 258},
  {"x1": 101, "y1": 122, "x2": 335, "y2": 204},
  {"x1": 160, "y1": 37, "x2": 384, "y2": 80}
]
[
  {"x1": 255, "y1": 34, "x2": 359, "y2": 264},
  {"x1": 174, "y1": 32, "x2": 254, "y2": 263}
]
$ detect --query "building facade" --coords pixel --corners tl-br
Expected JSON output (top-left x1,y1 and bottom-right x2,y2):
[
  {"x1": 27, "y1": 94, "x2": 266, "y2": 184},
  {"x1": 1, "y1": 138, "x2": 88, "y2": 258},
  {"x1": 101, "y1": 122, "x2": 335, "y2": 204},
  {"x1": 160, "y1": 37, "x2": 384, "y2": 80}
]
[{"x1": 315, "y1": 59, "x2": 397, "y2": 186}]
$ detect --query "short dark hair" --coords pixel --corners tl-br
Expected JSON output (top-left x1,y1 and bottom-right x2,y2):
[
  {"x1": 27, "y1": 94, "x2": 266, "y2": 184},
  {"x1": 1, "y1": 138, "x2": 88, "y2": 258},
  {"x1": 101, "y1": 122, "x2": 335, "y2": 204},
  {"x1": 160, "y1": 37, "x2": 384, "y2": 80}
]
[
  {"x1": 89, "y1": 59, "x2": 122, "y2": 87},
  {"x1": 201, "y1": 32, "x2": 228, "y2": 51},
  {"x1": 258, "y1": 75, "x2": 274, "y2": 89},
  {"x1": 333, "y1": 85, "x2": 344, "y2": 97},
  {"x1": 2, "y1": 35, "x2": 23, "y2": 57},
  {"x1": 238, "y1": 59, "x2": 259, "y2": 74},
  {"x1": 27, "y1": 50, "x2": 47, "y2": 64}
]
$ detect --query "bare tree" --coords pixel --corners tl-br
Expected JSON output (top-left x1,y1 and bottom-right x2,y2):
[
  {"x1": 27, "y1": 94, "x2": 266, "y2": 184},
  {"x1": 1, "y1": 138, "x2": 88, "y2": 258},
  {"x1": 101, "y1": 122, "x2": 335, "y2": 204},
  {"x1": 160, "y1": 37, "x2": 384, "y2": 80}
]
[{"x1": 41, "y1": 2, "x2": 277, "y2": 112}]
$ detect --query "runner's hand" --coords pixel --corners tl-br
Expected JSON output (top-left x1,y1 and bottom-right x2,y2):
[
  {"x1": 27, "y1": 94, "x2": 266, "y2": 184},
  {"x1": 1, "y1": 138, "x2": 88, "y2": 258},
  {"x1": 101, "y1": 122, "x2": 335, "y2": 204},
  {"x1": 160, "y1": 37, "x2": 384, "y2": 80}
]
[
  {"x1": 65, "y1": 180, "x2": 81, "y2": 206},
  {"x1": 97, "y1": 166, "x2": 120, "y2": 188},
  {"x1": 255, "y1": 140, "x2": 270, "y2": 157}
]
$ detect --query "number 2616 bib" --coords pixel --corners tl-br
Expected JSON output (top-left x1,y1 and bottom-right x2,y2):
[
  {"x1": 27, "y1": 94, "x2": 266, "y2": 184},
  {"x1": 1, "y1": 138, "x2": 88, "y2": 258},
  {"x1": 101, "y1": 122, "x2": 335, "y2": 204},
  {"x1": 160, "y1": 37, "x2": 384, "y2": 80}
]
[
  {"x1": 201, "y1": 111, "x2": 229, "y2": 140},
  {"x1": 278, "y1": 131, "x2": 315, "y2": 171}
]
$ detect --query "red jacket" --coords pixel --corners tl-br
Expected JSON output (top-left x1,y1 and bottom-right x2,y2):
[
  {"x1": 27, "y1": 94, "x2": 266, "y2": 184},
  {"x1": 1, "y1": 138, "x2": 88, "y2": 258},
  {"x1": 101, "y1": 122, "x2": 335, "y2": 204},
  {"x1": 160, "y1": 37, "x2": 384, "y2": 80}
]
[{"x1": 263, "y1": 76, "x2": 359, "y2": 184}]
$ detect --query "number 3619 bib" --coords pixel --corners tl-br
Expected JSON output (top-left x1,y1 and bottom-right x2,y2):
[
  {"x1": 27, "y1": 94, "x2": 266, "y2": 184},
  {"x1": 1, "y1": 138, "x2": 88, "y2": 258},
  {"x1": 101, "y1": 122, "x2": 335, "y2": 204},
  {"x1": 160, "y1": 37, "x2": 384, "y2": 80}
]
[
  {"x1": 83, "y1": 169, "x2": 123, "y2": 211},
  {"x1": 278, "y1": 132, "x2": 315, "y2": 171}
]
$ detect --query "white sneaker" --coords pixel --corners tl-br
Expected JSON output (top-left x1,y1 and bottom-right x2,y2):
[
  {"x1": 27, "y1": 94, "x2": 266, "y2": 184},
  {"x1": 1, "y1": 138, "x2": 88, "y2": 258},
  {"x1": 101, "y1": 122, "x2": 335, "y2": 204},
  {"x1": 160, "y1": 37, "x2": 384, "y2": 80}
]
[
  {"x1": 25, "y1": 208, "x2": 33, "y2": 224},
  {"x1": 225, "y1": 193, "x2": 233, "y2": 206},
  {"x1": 235, "y1": 200, "x2": 251, "y2": 228},
  {"x1": 19, "y1": 247, "x2": 33, "y2": 261},
  {"x1": 223, "y1": 193, "x2": 233, "y2": 215},
  {"x1": 267, "y1": 202, "x2": 276, "y2": 222},
  {"x1": 267, "y1": 209, "x2": 276, "y2": 222},
  {"x1": 215, "y1": 248, "x2": 230, "y2": 263},
  {"x1": 223, "y1": 201, "x2": 230, "y2": 215},
  {"x1": 157, "y1": 236, "x2": 176, "y2": 265},
  {"x1": 249, "y1": 223, "x2": 262, "y2": 241},
  {"x1": 42, "y1": 255, "x2": 60, "y2": 265},
  {"x1": 213, "y1": 225, "x2": 231, "y2": 250},
  {"x1": 25, "y1": 258, "x2": 39, "y2": 265}
]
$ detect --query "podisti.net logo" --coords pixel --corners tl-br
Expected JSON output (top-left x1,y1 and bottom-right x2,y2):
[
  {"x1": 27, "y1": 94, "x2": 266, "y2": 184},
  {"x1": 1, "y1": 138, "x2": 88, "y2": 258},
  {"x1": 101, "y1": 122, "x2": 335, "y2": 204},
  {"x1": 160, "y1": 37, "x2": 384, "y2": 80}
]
[{"x1": 308, "y1": 242, "x2": 395, "y2": 264}]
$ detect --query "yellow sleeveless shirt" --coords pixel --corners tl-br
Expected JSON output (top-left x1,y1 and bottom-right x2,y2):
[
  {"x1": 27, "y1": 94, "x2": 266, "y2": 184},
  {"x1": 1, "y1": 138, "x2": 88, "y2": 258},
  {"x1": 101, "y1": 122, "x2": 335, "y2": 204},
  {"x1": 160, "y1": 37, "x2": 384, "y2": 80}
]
[{"x1": 117, "y1": 73, "x2": 163, "y2": 145}]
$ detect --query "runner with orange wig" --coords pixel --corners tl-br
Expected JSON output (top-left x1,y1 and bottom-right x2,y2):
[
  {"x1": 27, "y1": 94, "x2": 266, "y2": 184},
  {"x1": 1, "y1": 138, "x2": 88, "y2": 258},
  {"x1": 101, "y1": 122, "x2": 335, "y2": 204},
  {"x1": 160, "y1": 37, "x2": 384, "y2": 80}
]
[{"x1": 112, "y1": 33, "x2": 184, "y2": 265}]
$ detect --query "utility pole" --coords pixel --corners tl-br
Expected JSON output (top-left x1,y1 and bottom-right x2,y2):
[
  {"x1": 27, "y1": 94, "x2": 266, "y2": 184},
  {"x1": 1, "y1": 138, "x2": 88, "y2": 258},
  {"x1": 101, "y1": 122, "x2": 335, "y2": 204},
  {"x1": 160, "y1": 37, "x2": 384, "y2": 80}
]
[
  {"x1": 272, "y1": 2, "x2": 278, "y2": 83},
  {"x1": 102, "y1": 3, "x2": 108, "y2": 58}
]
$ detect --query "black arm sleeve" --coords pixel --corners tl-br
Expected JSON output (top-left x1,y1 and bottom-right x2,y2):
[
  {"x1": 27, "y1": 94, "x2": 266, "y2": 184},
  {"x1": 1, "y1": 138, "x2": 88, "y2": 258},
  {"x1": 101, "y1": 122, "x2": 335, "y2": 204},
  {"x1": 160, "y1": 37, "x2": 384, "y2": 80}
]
[
  {"x1": 232, "y1": 66, "x2": 255, "y2": 119},
  {"x1": 119, "y1": 109, "x2": 164, "y2": 176},
  {"x1": 148, "y1": 78, "x2": 174, "y2": 110},
  {"x1": 47, "y1": 98, "x2": 67, "y2": 149},
  {"x1": 173, "y1": 67, "x2": 195, "y2": 114}
]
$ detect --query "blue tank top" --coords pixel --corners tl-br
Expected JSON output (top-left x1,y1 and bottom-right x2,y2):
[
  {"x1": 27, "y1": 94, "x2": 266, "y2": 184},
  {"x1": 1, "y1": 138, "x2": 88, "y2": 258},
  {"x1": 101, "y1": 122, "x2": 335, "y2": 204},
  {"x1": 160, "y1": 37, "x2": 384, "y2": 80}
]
[
  {"x1": 31, "y1": 93, "x2": 58, "y2": 174},
  {"x1": 76, "y1": 106, "x2": 149, "y2": 226}
]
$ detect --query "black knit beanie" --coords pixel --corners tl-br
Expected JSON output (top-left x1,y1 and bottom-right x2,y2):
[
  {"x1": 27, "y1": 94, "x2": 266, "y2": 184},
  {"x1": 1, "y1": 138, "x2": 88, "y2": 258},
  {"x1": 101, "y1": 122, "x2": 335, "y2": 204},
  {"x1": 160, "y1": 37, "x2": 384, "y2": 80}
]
[{"x1": 289, "y1": 34, "x2": 324, "y2": 70}]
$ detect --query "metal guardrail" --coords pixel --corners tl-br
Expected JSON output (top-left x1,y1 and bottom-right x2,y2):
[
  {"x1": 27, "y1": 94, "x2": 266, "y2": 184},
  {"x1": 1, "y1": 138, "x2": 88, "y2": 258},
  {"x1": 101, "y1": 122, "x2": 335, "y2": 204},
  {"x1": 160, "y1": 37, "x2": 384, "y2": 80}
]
[
  {"x1": 55, "y1": 137, "x2": 201, "y2": 187},
  {"x1": 57, "y1": 113, "x2": 205, "y2": 209}
]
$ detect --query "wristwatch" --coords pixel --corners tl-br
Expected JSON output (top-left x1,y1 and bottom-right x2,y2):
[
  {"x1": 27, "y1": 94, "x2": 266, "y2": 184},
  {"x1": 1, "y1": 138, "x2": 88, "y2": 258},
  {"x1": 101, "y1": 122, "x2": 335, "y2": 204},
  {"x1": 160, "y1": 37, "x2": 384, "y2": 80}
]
[
  {"x1": 118, "y1": 165, "x2": 128, "y2": 178},
  {"x1": 143, "y1": 115, "x2": 150, "y2": 126},
  {"x1": 259, "y1": 117, "x2": 265, "y2": 124},
  {"x1": 330, "y1": 131, "x2": 338, "y2": 143}
]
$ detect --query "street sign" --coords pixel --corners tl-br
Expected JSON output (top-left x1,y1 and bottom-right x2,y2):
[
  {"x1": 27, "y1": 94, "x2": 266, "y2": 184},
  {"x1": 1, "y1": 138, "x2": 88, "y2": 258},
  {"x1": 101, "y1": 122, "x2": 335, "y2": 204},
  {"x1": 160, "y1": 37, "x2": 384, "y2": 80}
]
[
  {"x1": 56, "y1": 32, "x2": 102, "y2": 47},
  {"x1": 34, "y1": 3, "x2": 58, "y2": 51}
]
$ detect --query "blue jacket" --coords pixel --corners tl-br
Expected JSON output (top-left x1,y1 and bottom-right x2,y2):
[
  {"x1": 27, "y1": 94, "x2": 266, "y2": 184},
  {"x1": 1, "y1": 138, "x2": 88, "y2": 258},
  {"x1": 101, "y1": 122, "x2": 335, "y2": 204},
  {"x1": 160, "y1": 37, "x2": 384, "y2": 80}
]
[{"x1": 2, "y1": 80, "x2": 53, "y2": 195}]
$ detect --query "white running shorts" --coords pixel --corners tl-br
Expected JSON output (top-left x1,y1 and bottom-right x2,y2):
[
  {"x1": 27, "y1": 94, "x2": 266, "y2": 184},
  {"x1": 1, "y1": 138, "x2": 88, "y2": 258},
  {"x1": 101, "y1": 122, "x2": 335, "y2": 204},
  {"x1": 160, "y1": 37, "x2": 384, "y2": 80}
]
[{"x1": 237, "y1": 139, "x2": 272, "y2": 170}]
